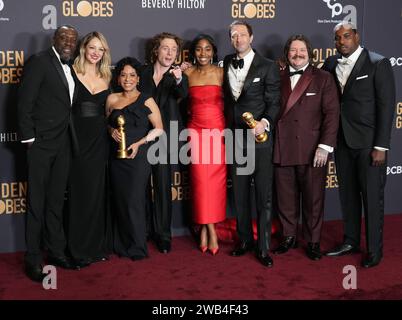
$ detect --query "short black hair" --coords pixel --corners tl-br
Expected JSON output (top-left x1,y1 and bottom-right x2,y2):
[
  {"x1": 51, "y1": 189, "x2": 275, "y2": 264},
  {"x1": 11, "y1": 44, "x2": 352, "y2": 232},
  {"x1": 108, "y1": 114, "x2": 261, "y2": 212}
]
[
  {"x1": 188, "y1": 34, "x2": 218, "y2": 64},
  {"x1": 54, "y1": 25, "x2": 77, "y2": 38},
  {"x1": 112, "y1": 57, "x2": 142, "y2": 92}
]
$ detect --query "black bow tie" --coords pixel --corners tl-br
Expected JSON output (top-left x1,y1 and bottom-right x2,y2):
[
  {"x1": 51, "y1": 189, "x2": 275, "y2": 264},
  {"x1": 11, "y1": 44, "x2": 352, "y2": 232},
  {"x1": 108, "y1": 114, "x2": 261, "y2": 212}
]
[
  {"x1": 289, "y1": 69, "x2": 304, "y2": 77},
  {"x1": 232, "y1": 58, "x2": 244, "y2": 69},
  {"x1": 60, "y1": 58, "x2": 71, "y2": 66}
]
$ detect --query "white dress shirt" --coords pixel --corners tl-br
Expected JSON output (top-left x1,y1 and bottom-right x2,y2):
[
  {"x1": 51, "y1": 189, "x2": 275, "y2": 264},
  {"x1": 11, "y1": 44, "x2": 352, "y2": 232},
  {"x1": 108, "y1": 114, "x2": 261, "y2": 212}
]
[
  {"x1": 22, "y1": 47, "x2": 75, "y2": 143},
  {"x1": 336, "y1": 45, "x2": 363, "y2": 93},
  {"x1": 336, "y1": 46, "x2": 387, "y2": 151},
  {"x1": 227, "y1": 49, "x2": 270, "y2": 131}
]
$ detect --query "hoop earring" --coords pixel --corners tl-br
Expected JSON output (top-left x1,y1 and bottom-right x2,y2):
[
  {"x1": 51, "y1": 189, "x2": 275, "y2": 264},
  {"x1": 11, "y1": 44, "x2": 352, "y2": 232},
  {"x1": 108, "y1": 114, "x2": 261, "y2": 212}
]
[{"x1": 210, "y1": 58, "x2": 213, "y2": 64}]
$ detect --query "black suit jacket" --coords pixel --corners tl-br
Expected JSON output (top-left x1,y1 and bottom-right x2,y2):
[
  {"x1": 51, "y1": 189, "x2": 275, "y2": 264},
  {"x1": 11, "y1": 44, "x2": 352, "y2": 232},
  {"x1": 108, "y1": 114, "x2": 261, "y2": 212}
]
[
  {"x1": 322, "y1": 48, "x2": 395, "y2": 149},
  {"x1": 139, "y1": 64, "x2": 189, "y2": 136},
  {"x1": 223, "y1": 51, "x2": 280, "y2": 148},
  {"x1": 18, "y1": 48, "x2": 75, "y2": 146}
]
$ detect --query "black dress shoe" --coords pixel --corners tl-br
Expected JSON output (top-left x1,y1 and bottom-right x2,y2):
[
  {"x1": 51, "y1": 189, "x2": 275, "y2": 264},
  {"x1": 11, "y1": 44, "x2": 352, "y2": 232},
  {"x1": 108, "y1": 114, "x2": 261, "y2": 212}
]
[
  {"x1": 362, "y1": 253, "x2": 382, "y2": 268},
  {"x1": 75, "y1": 258, "x2": 92, "y2": 269},
  {"x1": 131, "y1": 255, "x2": 146, "y2": 261},
  {"x1": 306, "y1": 242, "x2": 322, "y2": 261},
  {"x1": 157, "y1": 240, "x2": 171, "y2": 254},
  {"x1": 91, "y1": 255, "x2": 109, "y2": 263},
  {"x1": 25, "y1": 263, "x2": 45, "y2": 283},
  {"x1": 47, "y1": 255, "x2": 78, "y2": 270},
  {"x1": 256, "y1": 253, "x2": 273, "y2": 268},
  {"x1": 273, "y1": 236, "x2": 297, "y2": 255},
  {"x1": 325, "y1": 244, "x2": 360, "y2": 257},
  {"x1": 231, "y1": 241, "x2": 255, "y2": 257}
]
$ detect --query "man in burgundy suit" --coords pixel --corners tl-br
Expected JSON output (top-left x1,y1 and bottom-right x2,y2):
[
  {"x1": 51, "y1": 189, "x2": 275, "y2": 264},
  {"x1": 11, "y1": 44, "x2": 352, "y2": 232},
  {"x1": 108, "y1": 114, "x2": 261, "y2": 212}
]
[{"x1": 272, "y1": 35, "x2": 340, "y2": 260}]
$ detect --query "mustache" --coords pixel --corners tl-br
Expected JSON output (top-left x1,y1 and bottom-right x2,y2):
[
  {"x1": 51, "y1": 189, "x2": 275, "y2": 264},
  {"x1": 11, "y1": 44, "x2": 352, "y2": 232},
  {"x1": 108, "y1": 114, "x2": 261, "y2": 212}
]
[{"x1": 291, "y1": 55, "x2": 306, "y2": 59}]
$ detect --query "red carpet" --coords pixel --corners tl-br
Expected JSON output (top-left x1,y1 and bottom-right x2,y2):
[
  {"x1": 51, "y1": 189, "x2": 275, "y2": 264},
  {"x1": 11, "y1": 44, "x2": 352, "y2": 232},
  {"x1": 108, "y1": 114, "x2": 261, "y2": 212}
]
[{"x1": 1, "y1": 214, "x2": 402, "y2": 300}]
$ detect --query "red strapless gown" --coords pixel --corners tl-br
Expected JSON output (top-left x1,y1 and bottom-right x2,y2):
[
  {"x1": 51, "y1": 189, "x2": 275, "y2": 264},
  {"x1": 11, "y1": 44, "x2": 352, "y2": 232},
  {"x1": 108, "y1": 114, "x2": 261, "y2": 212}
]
[{"x1": 188, "y1": 85, "x2": 226, "y2": 224}]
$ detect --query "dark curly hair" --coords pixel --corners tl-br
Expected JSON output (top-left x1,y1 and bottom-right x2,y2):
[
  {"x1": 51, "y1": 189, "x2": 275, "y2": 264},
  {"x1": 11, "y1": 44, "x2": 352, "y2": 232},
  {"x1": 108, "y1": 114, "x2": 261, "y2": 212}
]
[
  {"x1": 283, "y1": 34, "x2": 315, "y2": 65},
  {"x1": 112, "y1": 57, "x2": 142, "y2": 92},
  {"x1": 148, "y1": 32, "x2": 182, "y2": 64},
  {"x1": 188, "y1": 34, "x2": 218, "y2": 65}
]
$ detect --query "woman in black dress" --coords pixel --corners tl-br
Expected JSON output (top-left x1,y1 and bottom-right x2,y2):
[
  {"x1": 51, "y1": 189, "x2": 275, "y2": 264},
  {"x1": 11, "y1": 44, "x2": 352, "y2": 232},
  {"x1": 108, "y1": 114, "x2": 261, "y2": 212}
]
[
  {"x1": 68, "y1": 32, "x2": 111, "y2": 268},
  {"x1": 106, "y1": 57, "x2": 163, "y2": 260}
]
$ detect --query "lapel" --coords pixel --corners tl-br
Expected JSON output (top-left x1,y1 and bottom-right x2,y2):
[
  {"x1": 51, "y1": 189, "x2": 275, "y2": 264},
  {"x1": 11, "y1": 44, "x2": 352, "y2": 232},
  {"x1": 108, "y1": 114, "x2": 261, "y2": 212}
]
[
  {"x1": 49, "y1": 48, "x2": 71, "y2": 99},
  {"x1": 343, "y1": 48, "x2": 368, "y2": 95},
  {"x1": 283, "y1": 65, "x2": 313, "y2": 117},
  {"x1": 239, "y1": 50, "x2": 259, "y2": 97},
  {"x1": 156, "y1": 67, "x2": 174, "y2": 109},
  {"x1": 71, "y1": 67, "x2": 79, "y2": 104},
  {"x1": 224, "y1": 54, "x2": 237, "y2": 102},
  {"x1": 331, "y1": 54, "x2": 342, "y2": 92},
  {"x1": 278, "y1": 68, "x2": 292, "y2": 118}
]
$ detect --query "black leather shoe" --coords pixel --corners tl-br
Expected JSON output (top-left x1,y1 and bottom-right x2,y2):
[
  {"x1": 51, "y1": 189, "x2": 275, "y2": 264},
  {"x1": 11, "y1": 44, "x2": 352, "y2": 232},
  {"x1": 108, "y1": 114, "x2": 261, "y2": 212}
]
[
  {"x1": 362, "y1": 253, "x2": 382, "y2": 268},
  {"x1": 231, "y1": 241, "x2": 255, "y2": 257},
  {"x1": 256, "y1": 253, "x2": 273, "y2": 268},
  {"x1": 325, "y1": 244, "x2": 360, "y2": 257},
  {"x1": 157, "y1": 240, "x2": 171, "y2": 254},
  {"x1": 25, "y1": 263, "x2": 45, "y2": 283},
  {"x1": 91, "y1": 255, "x2": 109, "y2": 263},
  {"x1": 273, "y1": 236, "x2": 297, "y2": 255},
  {"x1": 131, "y1": 255, "x2": 146, "y2": 261},
  {"x1": 47, "y1": 255, "x2": 78, "y2": 270},
  {"x1": 306, "y1": 242, "x2": 322, "y2": 261},
  {"x1": 75, "y1": 258, "x2": 92, "y2": 269}
]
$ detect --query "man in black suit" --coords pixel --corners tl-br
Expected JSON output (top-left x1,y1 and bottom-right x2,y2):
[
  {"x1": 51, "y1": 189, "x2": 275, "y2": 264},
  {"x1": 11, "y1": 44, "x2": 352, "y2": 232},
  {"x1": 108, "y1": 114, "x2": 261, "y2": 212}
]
[
  {"x1": 18, "y1": 25, "x2": 79, "y2": 282},
  {"x1": 139, "y1": 32, "x2": 188, "y2": 253},
  {"x1": 322, "y1": 22, "x2": 395, "y2": 268},
  {"x1": 223, "y1": 20, "x2": 280, "y2": 267}
]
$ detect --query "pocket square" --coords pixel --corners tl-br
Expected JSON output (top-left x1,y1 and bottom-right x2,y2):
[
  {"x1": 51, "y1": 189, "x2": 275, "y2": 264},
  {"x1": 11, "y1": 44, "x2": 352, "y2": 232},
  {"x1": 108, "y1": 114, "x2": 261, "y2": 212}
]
[
  {"x1": 356, "y1": 75, "x2": 368, "y2": 80},
  {"x1": 253, "y1": 78, "x2": 260, "y2": 83},
  {"x1": 306, "y1": 92, "x2": 316, "y2": 96}
]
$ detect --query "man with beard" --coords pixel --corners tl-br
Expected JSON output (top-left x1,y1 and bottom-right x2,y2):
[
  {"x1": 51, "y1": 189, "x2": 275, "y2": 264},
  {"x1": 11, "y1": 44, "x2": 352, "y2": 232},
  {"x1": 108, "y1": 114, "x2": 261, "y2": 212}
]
[
  {"x1": 323, "y1": 22, "x2": 395, "y2": 268},
  {"x1": 18, "y1": 25, "x2": 79, "y2": 282},
  {"x1": 272, "y1": 35, "x2": 339, "y2": 260}
]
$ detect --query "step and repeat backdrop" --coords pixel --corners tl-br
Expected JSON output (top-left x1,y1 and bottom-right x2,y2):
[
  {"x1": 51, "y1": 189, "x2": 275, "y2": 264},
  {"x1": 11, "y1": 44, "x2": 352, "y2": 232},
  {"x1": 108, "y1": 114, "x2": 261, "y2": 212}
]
[{"x1": 0, "y1": 0, "x2": 401, "y2": 252}]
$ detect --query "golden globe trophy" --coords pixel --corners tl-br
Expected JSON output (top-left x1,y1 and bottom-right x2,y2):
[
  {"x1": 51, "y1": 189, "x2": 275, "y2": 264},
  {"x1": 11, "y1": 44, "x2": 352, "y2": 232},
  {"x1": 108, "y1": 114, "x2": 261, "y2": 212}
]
[
  {"x1": 116, "y1": 115, "x2": 128, "y2": 159},
  {"x1": 242, "y1": 112, "x2": 268, "y2": 143}
]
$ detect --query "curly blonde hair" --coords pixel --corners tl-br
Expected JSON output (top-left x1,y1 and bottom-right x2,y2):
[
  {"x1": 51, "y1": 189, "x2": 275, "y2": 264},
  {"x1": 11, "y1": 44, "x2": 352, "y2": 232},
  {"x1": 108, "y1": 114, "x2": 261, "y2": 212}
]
[{"x1": 73, "y1": 31, "x2": 112, "y2": 81}]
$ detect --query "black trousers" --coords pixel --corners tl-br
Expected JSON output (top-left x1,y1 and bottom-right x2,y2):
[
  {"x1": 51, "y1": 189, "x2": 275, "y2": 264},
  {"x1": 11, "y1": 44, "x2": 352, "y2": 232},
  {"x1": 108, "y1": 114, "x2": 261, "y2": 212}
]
[
  {"x1": 335, "y1": 136, "x2": 386, "y2": 255},
  {"x1": 25, "y1": 134, "x2": 71, "y2": 265},
  {"x1": 230, "y1": 143, "x2": 274, "y2": 255},
  {"x1": 151, "y1": 162, "x2": 172, "y2": 242}
]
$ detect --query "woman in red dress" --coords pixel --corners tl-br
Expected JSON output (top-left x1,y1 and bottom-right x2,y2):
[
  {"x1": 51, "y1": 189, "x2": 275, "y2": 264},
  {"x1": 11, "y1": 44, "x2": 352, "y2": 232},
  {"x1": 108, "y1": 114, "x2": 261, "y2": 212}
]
[{"x1": 184, "y1": 34, "x2": 226, "y2": 255}]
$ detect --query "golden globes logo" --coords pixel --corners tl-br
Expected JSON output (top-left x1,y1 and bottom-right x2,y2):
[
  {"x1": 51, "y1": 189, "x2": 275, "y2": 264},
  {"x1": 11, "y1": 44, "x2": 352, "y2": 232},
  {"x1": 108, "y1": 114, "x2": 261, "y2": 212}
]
[
  {"x1": 0, "y1": 50, "x2": 24, "y2": 84},
  {"x1": 0, "y1": 182, "x2": 27, "y2": 215},
  {"x1": 171, "y1": 171, "x2": 190, "y2": 201},
  {"x1": 326, "y1": 161, "x2": 338, "y2": 189},
  {"x1": 232, "y1": 0, "x2": 276, "y2": 19},
  {"x1": 313, "y1": 47, "x2": 337, "y2": 68},
  {"x1": 63, "y1": 0, "x2": 113, "y2": 17},
  {"x1": 396, "y1": 102, "x2": 402, "y2": 129}
]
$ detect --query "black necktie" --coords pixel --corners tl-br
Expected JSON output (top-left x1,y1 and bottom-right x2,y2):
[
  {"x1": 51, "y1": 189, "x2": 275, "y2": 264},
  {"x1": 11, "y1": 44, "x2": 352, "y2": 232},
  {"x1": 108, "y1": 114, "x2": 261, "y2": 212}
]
[
  {"x1": 289, "y1": 69, "x2": 303, "y2": 77},
  {"x1": 232, "y1": 58, "x2": 244, "y2": 69}
]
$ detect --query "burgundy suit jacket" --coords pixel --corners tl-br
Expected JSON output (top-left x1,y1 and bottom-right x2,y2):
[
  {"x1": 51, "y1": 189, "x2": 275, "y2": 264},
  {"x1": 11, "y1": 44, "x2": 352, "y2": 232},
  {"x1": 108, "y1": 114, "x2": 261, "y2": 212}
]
[{"x1": 273, "y1": 65, "x2": 340, "y2": 166}]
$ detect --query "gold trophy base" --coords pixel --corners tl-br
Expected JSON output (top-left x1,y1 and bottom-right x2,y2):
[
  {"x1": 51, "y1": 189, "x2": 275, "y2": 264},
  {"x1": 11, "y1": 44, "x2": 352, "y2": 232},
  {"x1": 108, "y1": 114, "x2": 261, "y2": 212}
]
[
  {"x1": 255, "y1": 132, "x2": 268, "y2": 143},
  {"x1": 117, "y1": 150, "x2": 128, "y2": 159}
]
